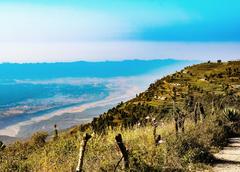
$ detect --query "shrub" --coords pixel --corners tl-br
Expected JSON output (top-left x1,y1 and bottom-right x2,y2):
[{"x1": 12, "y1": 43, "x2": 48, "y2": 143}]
[
  {"x1": 30, "y1": 131, "x2": 48, "y2": 148},
  {"x1": 223, "y1": 108, "x2": 240, "y2": 122},
  {"x1": 223, "y1": 108, "x2": 240, "y2": 135},
  {"x1": 175, "y1": 134, "x2": 214, "y2": 164}
]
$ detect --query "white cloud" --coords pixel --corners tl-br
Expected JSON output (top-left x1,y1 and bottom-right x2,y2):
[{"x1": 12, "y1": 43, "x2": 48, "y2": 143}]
[
  {"x1": 0, "y1": 4, "x2": 132, "y2": 42},
  {"x1": 0, "y1": 3, "x2": 192, "y2": 43}
]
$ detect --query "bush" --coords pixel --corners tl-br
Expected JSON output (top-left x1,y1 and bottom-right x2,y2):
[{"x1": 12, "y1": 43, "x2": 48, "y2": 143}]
[
  {"x1": 30, "y1": 131, "x2": 48, "y2": 148},
  {"x1": 176, "y1": 135, "x2": 214, "y2": 164},
  {"x1": 223, "y1": 108, "x2": 240, "y2": 122},
  {"x1": 223, "y1": 108, "x2": 240, "y2": 136}
]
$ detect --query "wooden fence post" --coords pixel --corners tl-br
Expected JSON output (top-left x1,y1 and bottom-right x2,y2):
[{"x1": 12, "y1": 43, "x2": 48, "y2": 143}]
[
  {"x1": 53, "y1": 124, "x2": 58, "y2": 140},
  {"x1": 152, "y1": 119, "x2": 161, "y2": 146},
  {"x1": 0, "y1": 141, "x2": 5, "y2": 151},
  {"x1": 174, "y1": 116, "x2": 179, "y2": 135},
  {"x1": 180, "y1": 116, "x2": 185, "y2": 133},
  {"x1": 194, "y1": 102, "x2": 199, "y2": 125},
  {"x1": 76, "y1": 133, "x2": 92, "y2": 172},
  {"x1": 211, "y1": 99, "x2": 215, "y2": 115},
  {"x1": 199, "y1": 103, "x2": 206, "y2": 119},
  {"x1": 115, "y1": 134, "x2": 129, "y2": 170}
]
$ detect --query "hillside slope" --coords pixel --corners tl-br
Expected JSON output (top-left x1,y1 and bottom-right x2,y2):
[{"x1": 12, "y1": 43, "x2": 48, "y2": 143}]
[
  {"x1": 90, "y1": 60, "x2": 240, "y2": 132},
  {"x1": 0, "y1": 60, "x2": 240, "y2": 172}
]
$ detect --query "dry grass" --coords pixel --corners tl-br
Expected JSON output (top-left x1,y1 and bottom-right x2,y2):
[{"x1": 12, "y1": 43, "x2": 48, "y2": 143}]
[{"x1": 0, "y1": 112, "x2": 234, "y2": 172}]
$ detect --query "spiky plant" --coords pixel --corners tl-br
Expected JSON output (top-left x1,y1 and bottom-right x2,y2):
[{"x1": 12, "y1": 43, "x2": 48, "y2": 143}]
[
  {"x1": 223, "y1": 108, "x2": 240, "y2": 122},
  {"x1": 223, "y1": 108, "x2": 240, "y2": 135}
]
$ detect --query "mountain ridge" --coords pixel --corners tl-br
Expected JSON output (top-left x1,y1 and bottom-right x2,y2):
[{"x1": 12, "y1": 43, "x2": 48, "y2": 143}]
[{"x1": 88, "y1": 60, "x2": 240, "y2": 133}]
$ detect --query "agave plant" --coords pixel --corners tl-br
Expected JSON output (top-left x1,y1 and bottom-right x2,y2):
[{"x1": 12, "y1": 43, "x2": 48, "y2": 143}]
[
  {"x1": 223, "y1": 108, "x2": 240, "y2": 135},
  {"x1": 223, "y1": 108, "x2": 240, "y2": 122}
]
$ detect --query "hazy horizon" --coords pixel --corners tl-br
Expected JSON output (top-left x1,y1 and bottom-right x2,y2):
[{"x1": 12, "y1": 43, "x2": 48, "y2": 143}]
[{"x1": 0, "y1": 42, "x2": 239, "y2": 63}]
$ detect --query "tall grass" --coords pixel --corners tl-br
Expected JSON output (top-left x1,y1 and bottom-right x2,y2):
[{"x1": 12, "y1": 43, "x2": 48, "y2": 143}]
[{"x1": 0, "y1": 109, "x2": 239, "y2": 171}]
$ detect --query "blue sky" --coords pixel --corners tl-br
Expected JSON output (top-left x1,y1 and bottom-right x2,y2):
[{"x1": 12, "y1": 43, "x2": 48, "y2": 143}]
[{"x1": 0, "y1": 0, "x2": 240, "y2": 62}]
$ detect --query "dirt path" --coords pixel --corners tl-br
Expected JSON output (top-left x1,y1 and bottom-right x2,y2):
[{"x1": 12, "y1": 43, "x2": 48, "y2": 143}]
[{"x1": 213, "y1": 138, "x2": 240, "y2": 172}]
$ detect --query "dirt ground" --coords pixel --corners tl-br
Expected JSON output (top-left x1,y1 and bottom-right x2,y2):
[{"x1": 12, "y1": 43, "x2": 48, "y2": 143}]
[{"x1": 213, "y1": 138, "x2": 240, "y2": 172}]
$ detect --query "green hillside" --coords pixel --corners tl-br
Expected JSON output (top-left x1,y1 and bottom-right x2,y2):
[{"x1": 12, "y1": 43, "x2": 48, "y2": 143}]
[
  {"x1": 0, "y1": 61, "x2": 240, "y2": 171},
  {"x1": 90, "y1": 60, "x2": 240, "y2": 132}
]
